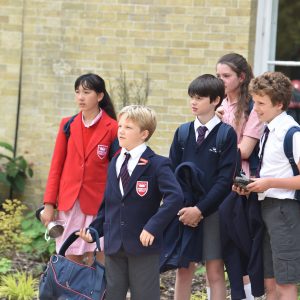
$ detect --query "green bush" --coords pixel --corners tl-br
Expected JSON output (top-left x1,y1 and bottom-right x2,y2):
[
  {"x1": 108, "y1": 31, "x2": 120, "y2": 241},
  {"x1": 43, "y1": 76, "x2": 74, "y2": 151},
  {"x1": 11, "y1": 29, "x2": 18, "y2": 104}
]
[
  {"x1": 0, "y1": 271, "x2": 38, "y2": 300},
  {"x1": 0, "y1": 141, "x2": 33, "y2": 200},
  {"x1": 21, "y1": 211, "x2": 55, "y2": 261},
  {"x1": 0, "y1": 199, "x2": 27, "y2": 258}
]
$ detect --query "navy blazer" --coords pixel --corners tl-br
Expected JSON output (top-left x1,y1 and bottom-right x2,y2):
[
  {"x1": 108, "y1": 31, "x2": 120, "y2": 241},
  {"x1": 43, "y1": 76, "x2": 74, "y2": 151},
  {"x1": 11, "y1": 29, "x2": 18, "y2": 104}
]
[
  {"x1": 90, "y1": 147, "x2": 184, "y2": 256},
  {"x1": 160, "y1": 162, "x2": 206, "y2": 272},
  {"x1": 219, "y1": 192, "x2": 264, "y2": 299}
]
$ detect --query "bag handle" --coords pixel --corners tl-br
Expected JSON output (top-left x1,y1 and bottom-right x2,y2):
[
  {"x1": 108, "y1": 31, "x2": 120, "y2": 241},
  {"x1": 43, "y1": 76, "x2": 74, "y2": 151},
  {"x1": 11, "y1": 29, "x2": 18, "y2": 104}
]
[{"x1": 58, "y1": 227, "x2": 101, "y2": 256}]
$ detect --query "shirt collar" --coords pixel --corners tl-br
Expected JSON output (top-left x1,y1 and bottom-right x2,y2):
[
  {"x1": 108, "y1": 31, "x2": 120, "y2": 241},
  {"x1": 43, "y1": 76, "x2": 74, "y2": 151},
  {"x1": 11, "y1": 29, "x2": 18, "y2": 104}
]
[
  {"x1": 194, "y1": 115, "x2": 221, "y2": 133},
  {"x1": 82, "y1": 109, "x2": 102, "y2": 128},
  {"x1": 120, "y1": 143, "x2": 147, "y2": 160},
  {"x1": 266, "y1": 111, "x2": 287, "y2": 132}
]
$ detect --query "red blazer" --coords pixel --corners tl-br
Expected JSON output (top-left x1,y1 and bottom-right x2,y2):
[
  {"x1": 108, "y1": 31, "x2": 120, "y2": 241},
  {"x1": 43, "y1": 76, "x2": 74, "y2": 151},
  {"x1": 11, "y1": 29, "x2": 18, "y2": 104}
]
[{"x1": 44, "y1": 111, "x2": 118, "y2": 215}]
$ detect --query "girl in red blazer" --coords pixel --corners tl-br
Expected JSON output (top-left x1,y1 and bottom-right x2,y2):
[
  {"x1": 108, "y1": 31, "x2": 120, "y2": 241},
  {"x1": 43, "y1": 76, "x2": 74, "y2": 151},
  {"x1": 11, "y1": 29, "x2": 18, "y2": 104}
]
[{"x1": 41, "y1": 73, "x2": 119, "y2": 264}]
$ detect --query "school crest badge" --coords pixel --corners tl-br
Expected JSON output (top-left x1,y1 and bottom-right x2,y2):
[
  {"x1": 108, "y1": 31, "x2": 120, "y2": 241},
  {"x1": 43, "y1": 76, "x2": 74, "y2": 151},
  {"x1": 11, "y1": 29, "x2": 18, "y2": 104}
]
[
  {"x1": 136, "y1": 181, "x2": 148, "y2": 197},
  {"x1": 97, "y1": 145, "x2": 108, "y2": 159}
]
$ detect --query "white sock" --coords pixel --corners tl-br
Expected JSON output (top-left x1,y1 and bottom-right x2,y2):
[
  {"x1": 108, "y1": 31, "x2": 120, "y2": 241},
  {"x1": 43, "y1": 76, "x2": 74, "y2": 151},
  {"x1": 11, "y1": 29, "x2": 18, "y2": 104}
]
[
  {"x1": 206, "y1": 286, "x2": 211, "y2": 300},
  {"x1": 243, "y1": 283, "x2": 254, "y2": 300}
]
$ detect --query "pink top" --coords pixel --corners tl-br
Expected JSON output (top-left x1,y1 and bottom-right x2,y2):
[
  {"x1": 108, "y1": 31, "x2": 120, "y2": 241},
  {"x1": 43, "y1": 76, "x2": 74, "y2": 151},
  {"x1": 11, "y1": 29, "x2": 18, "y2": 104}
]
[{"x1": 221, "y1": 98, "x2": 264, "y2": 176}]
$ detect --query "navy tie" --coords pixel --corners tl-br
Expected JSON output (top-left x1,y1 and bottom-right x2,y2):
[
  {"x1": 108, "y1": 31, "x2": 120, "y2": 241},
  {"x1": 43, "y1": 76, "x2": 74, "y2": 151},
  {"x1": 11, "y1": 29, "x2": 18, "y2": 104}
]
[
  {"x1": 256, "y1": 126, "x2": 270, "y2": 176},
  {"x1": 197, "y1": 126, "x2": 208, "y2": 145},
  {"x1": 119, "y1": 152, "x2": 131, "y2": 191}
]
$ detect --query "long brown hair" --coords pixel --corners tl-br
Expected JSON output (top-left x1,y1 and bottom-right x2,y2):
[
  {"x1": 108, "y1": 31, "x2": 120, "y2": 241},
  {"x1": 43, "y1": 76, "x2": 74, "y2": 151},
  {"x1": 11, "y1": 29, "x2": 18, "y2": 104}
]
[{"x1": 217, "y1": 53, "x2": 254, "y2": 128}]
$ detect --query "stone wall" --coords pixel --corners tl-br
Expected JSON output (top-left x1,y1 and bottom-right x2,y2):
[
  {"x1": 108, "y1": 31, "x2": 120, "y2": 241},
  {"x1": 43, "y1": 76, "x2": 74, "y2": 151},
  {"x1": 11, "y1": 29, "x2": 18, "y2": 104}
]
[{"x1": 0, "y1": 0, "x2": 257, "y2": 206}]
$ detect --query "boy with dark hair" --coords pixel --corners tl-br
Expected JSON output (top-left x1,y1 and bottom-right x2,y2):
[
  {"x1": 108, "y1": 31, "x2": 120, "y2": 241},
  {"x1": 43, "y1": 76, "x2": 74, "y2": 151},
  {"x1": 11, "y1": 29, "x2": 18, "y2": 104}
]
[
  {"x1": 78, "y1": 105, "x2": 184, "y2": 300},
  {"x1": 170, "y1": 74, "x2": 238, "y2": 300},
  {"x1": 240, "y1": 72, "x2": 300, "y2": 299}
]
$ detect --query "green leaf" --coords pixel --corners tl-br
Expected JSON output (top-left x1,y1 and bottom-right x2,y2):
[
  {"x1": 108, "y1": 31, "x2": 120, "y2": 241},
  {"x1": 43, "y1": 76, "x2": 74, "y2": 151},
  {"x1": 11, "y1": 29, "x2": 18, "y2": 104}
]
[
  {"x1": 17, "y1": 157, "x2": 27, "y2": 170},
  {"x1": 6, "y1": 162, "x2": 19, "y2": 178},
  {"x1": 0, "y1": 142, "x2": 14, "y2": 152},
  {"x1": 27, "y1": 167, "x2": 33, "y2": 177},
  {"x1": 12, "y1": 174, "x2": 25, "y2": 192},
  {"x1": 0, "y1": 173, "x2": 10, "y2": 186}
]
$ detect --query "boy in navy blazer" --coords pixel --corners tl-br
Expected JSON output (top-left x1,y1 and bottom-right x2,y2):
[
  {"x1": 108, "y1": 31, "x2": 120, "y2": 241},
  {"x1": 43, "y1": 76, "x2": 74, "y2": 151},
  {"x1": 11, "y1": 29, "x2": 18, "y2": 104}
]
[
  {"x1": 78, "y1": 105, "x2": 184, "y2": 300},
  {"x1": 169, "y1": 74, "x2": 237, "y2": 300}
]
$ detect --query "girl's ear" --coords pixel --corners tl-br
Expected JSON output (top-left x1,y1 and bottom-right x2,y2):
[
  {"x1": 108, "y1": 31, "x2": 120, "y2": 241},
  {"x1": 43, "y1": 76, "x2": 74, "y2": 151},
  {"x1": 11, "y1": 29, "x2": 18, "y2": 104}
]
[
  {"x1": 239, "y1": 72, "x2": 246, "y2": 82},
  {"x1": 98, "y1": 92, "x2": 104, "y2": 102}
]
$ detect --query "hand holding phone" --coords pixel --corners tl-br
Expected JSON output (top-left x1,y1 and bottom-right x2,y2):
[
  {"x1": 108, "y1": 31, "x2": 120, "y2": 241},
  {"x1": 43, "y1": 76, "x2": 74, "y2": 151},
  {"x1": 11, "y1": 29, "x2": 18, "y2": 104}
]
[{"x1": 233, "y1": 176, "x2": 254, "y2": 191}]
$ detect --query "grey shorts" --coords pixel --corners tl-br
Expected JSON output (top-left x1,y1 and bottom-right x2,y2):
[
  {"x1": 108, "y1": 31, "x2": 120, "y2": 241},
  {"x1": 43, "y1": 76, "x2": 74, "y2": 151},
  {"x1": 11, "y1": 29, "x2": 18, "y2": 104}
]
[
  {"x1": 202, "y1": 210, "x2": 222, "y2": 261},
  {"x1": 262, "y1": 197, "x2": 300, "y2": 284}
]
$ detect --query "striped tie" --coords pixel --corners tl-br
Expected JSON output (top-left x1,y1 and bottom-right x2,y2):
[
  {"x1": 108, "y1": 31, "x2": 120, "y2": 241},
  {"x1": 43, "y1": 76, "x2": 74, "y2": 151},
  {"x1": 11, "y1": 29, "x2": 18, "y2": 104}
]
[
  {"x1": 119, "y1": 152, "x2": 131, "y2": 191},
  {"x1": 197, "y1": 126, "x2": 208, "y2": 145}
]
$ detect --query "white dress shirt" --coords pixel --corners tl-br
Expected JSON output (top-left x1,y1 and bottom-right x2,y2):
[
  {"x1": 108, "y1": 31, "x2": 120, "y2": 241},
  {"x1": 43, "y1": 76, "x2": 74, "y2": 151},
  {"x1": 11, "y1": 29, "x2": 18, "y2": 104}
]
[
  {"x1": 258, "y1": 112, "x2": 300, "y2": 200},
  {"x1": 116, "y1": 143, "x2": 147, "y2": 195},
  {"x1": 194, "y1": 115, "x2": 221, "y2": 141}
]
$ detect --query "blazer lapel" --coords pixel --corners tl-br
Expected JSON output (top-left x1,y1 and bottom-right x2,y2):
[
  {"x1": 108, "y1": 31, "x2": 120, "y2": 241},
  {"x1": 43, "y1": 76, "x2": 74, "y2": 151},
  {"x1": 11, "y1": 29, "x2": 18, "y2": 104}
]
[
  {"x1": 110, "y1": 155, "x2": 122, "y2": 197},
  {"x1": 123, "y1": 147, "x2": 154, "y2": 198},
  {"x1": 85, "y1": 111, "x2": 111, "y2": 160},
  {"x1": 71, "y1": 112, "x2": 84, "y2": 159}
]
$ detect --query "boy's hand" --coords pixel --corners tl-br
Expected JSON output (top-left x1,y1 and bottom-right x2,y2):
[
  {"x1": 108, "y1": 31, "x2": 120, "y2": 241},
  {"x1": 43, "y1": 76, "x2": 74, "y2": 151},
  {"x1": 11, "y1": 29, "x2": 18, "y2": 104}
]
[
  {"x1": 232, "y1": 184, "x2": 251, "y2": 195},
  {"x1": 246, "y1": 178, "x2": 270, "y2": 193},
  {"x1": 140, "y1": 229, "x2": 155, "y2": 247},
  {"x1": 75, "y1": 228, "x2": 93, "y2": 243},
  {"x1": 178, "y1": 206, "x2": 203, "y2": 227}
]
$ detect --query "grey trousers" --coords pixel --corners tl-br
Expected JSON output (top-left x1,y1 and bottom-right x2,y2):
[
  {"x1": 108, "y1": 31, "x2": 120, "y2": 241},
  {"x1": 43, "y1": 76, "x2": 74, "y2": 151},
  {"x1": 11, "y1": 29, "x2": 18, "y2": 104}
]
[{"x1": 105, "y1": 249, "x2": 160, "y2": 300}]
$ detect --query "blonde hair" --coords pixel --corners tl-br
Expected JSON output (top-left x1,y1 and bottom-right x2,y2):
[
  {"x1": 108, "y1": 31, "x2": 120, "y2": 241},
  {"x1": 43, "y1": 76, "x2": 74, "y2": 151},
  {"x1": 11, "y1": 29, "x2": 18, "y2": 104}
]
[{"x1": 118, "y1": 105, "x2": 157, "y2": 141}]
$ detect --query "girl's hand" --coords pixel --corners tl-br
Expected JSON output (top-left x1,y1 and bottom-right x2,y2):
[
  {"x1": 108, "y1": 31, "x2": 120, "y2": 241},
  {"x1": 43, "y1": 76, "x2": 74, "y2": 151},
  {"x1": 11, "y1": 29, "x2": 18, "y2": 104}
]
[
  {"x1": 40, "y1": 204, "x2": 55, "y2": 226},
  {"x1": 178, "y1": 206, "x2": 203, "y2": 227},
  {"x1": 76, "y1": 228, "x2": 93, "y2": 243},
  {"x1": 215, "y1": 106, "x2": 224, "y2": 120},
  {"x1": 140, "y1": 229, "x2": 154, "y2": 247}
]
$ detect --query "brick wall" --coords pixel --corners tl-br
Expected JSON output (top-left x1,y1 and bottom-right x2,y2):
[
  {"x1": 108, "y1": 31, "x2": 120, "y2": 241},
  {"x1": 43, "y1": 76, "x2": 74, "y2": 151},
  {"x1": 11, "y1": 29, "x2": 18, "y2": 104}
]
[{"x1": 0, "y1": 0, "x2": 257, "y2": 205}]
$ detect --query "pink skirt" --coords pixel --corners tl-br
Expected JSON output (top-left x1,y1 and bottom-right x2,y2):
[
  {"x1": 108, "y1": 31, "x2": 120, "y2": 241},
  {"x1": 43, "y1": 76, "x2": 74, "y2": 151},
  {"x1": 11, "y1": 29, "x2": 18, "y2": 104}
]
[{"x1": 55, "y1": 200, "x2": 104, "y2": 256}]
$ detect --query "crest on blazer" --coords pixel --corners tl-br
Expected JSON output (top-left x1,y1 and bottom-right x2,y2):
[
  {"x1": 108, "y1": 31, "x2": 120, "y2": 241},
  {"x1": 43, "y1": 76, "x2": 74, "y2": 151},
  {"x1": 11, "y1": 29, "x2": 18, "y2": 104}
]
[
  {"x1": 97, "y1": 145, "x2": 108, "y2": 159},
  {"x1": 136, "y1": 181, "x2": 148, "y2": 197}
]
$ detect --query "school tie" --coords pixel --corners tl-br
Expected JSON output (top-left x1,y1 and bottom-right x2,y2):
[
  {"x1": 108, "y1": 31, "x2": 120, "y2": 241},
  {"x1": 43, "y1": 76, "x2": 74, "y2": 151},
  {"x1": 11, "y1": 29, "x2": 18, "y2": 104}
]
[
  {"x1": 197, "y1": 126, "x2": 208, "y2": 145},
  {"x1": 119, "y1": 152, "x2": 131, "y2": 191},
  {"x1": 256, "y1": 126, "x2": 270, "y2": 176}
]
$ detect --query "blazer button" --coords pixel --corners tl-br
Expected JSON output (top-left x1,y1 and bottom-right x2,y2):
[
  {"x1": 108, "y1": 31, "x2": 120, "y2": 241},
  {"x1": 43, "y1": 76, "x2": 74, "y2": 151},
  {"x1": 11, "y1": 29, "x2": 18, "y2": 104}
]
[{"x1": 120, "y1": 221, "x2": 125, "y2": 226}]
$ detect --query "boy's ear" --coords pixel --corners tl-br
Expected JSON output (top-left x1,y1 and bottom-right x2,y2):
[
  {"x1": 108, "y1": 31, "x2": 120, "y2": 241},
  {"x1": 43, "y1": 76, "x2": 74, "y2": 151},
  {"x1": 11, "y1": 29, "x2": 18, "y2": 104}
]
[
  {"x1": 141, "y1": 129, "x2": 150, "y2": 141},
  {"x1": 213, "y1": 96, "x2": 221, "y2": 108}
]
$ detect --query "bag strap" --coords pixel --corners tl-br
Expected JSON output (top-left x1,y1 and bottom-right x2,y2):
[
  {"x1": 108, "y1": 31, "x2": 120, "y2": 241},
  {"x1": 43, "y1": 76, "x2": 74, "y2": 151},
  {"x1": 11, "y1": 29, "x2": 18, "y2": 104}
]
[
  {"x1": 63, "y1": 114, "x2": 78, "y2": 139},
  {"x1": 216, "y1": 123, "x2": 232, "y2": 153},
  {"x1": 58, "y1": 227, "x2": 101, "y2": 256},
  {"x1": 108, "y1": 137, "x2": 120, "y2": 161},
  {"x1": 177, "y1": 122, "x2": 191, "y2": 150},
  {"x1": 283, "y1": 126, "x2": 300, "y2": 200}
]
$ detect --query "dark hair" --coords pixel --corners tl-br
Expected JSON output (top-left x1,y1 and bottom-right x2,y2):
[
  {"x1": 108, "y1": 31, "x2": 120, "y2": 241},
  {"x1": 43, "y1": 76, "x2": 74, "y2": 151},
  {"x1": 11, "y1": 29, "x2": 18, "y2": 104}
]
[
  {"x1": 188, "y1": 74, "x2": 225, "y2": 109},
  {"x1": 249, "y1": 72, "x2": 292, "y2": 111},
  {"x1": 74, "y1": 73, "x2": 116, "y2": 120},
  {"x1": 217, "y1": 53, "x2": 254, "y2": 127}
]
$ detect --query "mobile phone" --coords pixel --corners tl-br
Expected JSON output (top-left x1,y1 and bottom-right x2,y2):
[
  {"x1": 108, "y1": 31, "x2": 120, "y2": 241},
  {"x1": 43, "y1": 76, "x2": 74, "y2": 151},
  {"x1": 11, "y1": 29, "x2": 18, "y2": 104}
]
[{"x1": 233, "y1": 176, "x2": 254, "y2": 190}]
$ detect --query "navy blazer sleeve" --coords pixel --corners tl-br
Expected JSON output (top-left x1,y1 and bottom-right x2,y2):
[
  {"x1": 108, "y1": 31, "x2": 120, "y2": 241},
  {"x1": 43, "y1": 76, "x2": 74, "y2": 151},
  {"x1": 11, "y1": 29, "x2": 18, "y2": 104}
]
[
  {"x1": 196, "y1": 127, "x2": 237, "y2": 216},
  {"x1": 143, "y1": 157, "x2": 184, "y2": 237}
]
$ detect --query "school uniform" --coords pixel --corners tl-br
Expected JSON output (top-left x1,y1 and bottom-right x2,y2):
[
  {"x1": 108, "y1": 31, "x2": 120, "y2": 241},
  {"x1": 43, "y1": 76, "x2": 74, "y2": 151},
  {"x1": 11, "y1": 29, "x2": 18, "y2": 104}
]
[
  {"x1": 90, "y1": 144, "x2": 184, "y2": 300},
  {"x1": 258, "y1": 112, "x2": 300, "y2": 284},
  {"x1": 219, "y1": 192, "x2": 264, "y2": 299},
  {"x1": 169, "y1": 116, "x2": 237, "y2": 262},
  {"x1": 44, "y1": 110, "x2": 118, "y2": 215}
]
